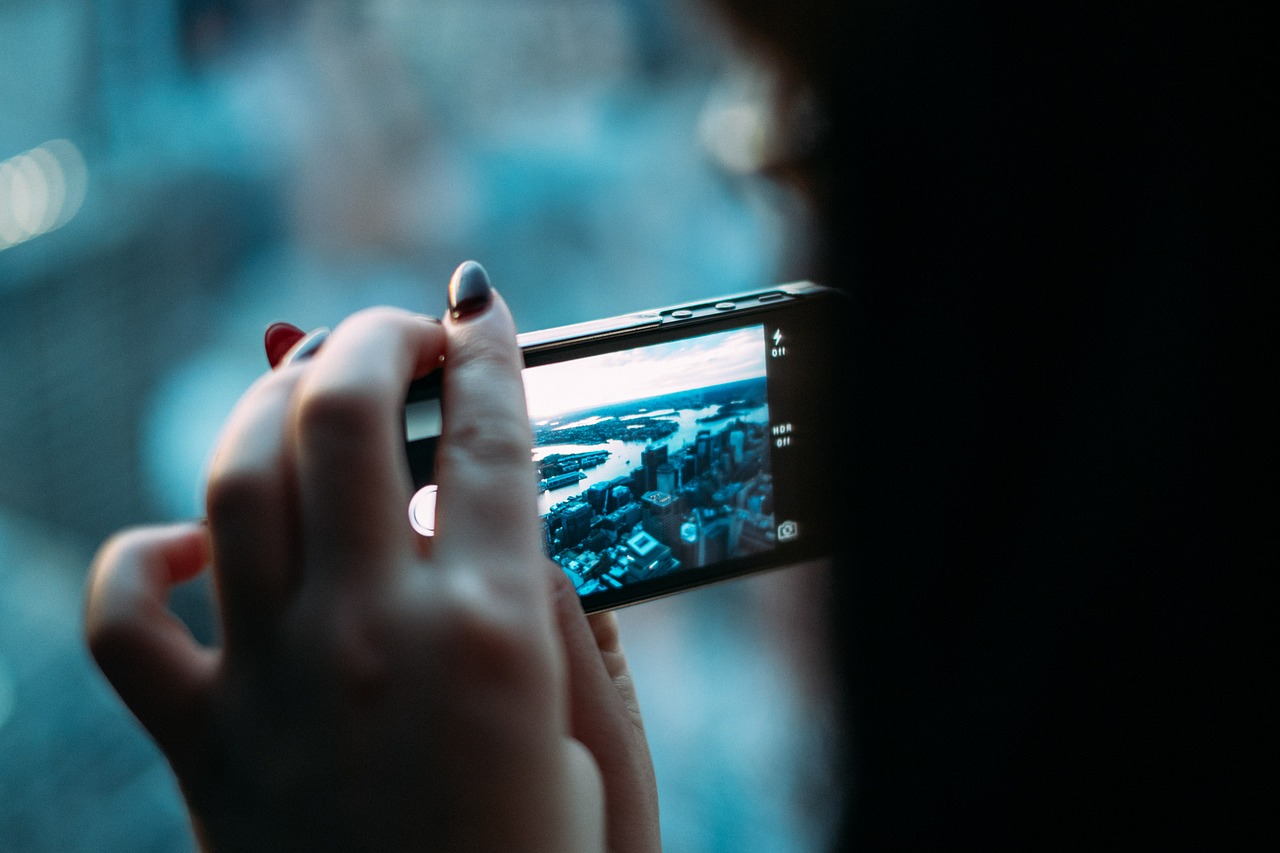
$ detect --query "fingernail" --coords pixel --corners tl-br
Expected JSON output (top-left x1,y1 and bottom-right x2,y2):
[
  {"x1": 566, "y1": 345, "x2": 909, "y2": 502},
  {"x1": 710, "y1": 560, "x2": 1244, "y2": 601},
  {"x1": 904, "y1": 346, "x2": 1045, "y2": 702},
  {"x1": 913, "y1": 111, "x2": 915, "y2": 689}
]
[
  {"x1": 282, "y1": 328, "x2": 329, "y2": 366},
  {"x1": 448, "y1": 260, "x2": 493, "y2": 321},
  {"x1": 264, "y1": 321, "x2": 306, "y2": 368}
]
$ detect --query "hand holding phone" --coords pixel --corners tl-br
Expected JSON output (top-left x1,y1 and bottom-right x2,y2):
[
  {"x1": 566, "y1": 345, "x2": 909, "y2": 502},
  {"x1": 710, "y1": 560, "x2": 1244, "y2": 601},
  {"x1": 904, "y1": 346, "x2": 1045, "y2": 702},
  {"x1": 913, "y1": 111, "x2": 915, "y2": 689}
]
[{"x1": 84, "y1": 265, "x2": 660, "y2": 852}]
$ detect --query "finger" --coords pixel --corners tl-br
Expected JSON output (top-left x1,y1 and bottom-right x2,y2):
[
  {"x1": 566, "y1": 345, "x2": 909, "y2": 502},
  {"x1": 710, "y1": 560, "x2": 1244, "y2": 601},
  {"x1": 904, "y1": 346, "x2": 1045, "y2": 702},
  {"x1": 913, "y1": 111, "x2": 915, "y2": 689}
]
[
  {"x1": 290, "y1": 307, "x2": 445, "y2": 580},
  {"x1": 585, "y1": 610, "x2": 649, "y2": 736},
  {"x1": 84, "y1": 523, "x2": 218, "y2": 763},
  {"x1": 204, "y1": 365, "x2": 308, "y2": 653},
  {"x1": 551, "y1": 569, "x2": 660, "y2": 853},
  {"x1": 433, "y1": 262, "x2": 543, "y2": 565}
]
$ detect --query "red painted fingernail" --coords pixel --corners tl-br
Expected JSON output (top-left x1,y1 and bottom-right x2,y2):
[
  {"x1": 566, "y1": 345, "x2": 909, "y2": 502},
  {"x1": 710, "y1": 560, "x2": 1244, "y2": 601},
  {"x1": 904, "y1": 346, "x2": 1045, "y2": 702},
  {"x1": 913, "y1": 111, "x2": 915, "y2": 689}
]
[{"x1": 265, "y1": 322, "x2": 306, "y2": 368}]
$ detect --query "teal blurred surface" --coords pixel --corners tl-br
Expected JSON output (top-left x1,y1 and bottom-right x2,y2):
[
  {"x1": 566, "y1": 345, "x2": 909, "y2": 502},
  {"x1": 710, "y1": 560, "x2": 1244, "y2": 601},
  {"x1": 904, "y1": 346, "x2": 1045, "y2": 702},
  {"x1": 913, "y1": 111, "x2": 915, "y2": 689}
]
[{"x1": 1, "y1": 2, "x2": 832, "y2": 850}]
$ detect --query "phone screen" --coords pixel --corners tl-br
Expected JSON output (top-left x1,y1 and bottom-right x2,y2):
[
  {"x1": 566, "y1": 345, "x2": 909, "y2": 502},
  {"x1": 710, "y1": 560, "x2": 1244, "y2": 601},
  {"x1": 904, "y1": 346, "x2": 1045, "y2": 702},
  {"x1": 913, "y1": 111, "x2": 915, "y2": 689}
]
[{"x1": 404, "y1": 291, "x2": 839, "y2": 611}]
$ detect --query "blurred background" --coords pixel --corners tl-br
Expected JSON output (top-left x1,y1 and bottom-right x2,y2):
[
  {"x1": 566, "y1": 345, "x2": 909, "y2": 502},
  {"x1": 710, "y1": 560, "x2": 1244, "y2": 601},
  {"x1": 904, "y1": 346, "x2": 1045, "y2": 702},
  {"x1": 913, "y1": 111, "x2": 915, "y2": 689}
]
[{"x1": 0, "y1": 1, "x2": 835, "y2": 850}]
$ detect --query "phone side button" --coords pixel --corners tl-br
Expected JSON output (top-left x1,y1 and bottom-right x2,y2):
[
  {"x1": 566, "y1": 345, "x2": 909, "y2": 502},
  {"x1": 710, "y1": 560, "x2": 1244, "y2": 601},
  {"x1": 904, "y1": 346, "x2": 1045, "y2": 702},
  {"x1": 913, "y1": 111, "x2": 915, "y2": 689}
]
[
  {"x1": 670, "y1": 309, "x2": 694, "y2": 318},
  {"x1": 714, "y1": 302, "x2": 735, "y2": 310}
]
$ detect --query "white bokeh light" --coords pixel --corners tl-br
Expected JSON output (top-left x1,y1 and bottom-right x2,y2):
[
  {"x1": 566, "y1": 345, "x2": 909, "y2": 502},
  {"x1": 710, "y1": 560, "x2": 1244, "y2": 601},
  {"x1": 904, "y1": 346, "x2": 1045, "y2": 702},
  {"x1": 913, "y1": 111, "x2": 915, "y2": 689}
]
[{"x1": 0, "y1": 139, "x2": 87, "y2": 251}]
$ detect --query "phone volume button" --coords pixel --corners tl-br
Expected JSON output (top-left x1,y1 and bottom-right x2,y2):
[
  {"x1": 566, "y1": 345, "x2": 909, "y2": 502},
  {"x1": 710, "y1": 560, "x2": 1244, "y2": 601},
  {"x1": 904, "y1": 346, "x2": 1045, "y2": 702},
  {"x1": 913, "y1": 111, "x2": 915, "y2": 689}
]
[
  {"x1": 670, "y1": 309, "x2": 694, "y2": 318},
  {"x1": 714, "y1": 302, "x2": 735, "y2": 310}
]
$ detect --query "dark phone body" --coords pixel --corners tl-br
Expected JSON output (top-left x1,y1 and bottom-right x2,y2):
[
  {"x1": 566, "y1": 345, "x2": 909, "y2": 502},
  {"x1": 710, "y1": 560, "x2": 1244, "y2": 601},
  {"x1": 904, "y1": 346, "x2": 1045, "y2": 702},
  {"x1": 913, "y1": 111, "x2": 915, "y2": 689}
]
[{"x1": 404, "y1": 281, "x2": 850, "y2": 612}]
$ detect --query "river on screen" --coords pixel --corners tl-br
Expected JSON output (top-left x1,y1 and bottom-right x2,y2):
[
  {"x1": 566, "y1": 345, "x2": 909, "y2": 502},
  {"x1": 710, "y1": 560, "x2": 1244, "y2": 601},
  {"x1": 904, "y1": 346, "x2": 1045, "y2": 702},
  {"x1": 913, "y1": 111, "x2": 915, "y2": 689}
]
[{"x1": 533, "y1": 403, "x2": 768, "y2": 516}]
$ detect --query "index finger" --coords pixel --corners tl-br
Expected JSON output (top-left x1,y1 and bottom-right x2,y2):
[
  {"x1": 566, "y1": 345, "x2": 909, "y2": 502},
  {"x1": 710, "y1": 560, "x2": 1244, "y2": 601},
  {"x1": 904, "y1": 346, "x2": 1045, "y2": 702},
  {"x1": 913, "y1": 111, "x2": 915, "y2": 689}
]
[
  {"x1": 432, "y1": 262, "x2": 543, "y2": 564},
  {"x1": 290, "y1": 308, "x2": 446, "y2": 579}
]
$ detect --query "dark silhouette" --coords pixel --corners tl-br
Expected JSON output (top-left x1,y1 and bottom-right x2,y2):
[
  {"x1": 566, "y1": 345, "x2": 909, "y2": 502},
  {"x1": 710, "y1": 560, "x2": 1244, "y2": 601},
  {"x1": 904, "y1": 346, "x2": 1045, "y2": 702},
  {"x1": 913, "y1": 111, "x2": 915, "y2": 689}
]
[{"x1": 711, "y1": 1, "x2": 1265, "y2": 847}]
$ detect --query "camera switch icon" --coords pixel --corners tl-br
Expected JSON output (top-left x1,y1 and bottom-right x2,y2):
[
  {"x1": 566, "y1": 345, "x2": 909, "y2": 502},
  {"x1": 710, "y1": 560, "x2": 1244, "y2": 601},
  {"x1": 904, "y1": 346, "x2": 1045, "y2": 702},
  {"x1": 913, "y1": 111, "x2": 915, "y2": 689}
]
[{"x1": 777, "y1": 520, "x2": 799, "y2": 542}]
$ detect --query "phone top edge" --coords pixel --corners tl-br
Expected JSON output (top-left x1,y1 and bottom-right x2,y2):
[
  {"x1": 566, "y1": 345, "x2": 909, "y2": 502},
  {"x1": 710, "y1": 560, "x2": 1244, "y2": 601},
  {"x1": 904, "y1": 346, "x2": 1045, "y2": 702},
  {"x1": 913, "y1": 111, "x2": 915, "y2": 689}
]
[{"x1": 516, "y1": 280, "x2": 832, "y2": 352}]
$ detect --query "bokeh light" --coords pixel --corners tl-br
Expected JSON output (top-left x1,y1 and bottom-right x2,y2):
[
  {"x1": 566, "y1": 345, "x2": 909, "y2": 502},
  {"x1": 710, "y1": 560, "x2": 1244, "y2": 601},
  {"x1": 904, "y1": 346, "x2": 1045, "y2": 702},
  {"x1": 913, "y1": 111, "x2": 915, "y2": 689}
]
[{"x1": 0, "y1": 139, "x2": 87, "y2": 251}]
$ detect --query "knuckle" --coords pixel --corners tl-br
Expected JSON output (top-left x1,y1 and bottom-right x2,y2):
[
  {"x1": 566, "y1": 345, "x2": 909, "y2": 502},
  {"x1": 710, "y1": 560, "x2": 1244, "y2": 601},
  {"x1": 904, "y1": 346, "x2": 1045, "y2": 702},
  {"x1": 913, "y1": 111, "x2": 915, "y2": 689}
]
[
  {"x1": 439, "y1": 416, "x2": 532, "y2": 470},
  {"x1": 86, "y1": 528, "x2": 147, "y2": 600},
  {"x1": 433, "y1": 575, "x2": 545, "y2": 680},
  {"x1": 294, "y1": 381, "x2": 386, "y2": 446},
  {"x1": 451, "y1": 324, "x2": 510, "y2": 363},
  {"x1": 90, "y1": 527, "x2": 140, "y2": 571},
  {"x1": 323, "y1": 614, "x2": 393, "y2": 697},
  {"x1": 278, "y1": 596, "x2": 385, "y2": 696},
  {"x1": 339, "y1": 305, "x2": 407, "y2": 335},
  {"x1": 205, "y1": 464, "x2": 275, "y2": 525},
  {"x1": 448, "y1": 326, "x2": 521, "y2": 388},
  {"x1": 329, "y1": 306, "x2": 421, "y2": 357},
  {"x1": 84, "y1": 534, "x2": 146, "y2": 654}
]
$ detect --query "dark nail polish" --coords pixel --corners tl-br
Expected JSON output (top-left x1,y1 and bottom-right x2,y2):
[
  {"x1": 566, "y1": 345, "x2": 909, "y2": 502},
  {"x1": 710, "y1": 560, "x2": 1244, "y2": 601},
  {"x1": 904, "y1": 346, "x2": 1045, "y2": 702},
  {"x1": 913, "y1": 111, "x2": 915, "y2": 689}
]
[
  {"x1": 448, "y1": 261, "x2": 493, "y2": 321},
  {"x1": 264, "y1": 321, "x2": 306, "y2": 368},
  {"x1": 283, "y1": 328, "x2": 329, "y2": 366}
]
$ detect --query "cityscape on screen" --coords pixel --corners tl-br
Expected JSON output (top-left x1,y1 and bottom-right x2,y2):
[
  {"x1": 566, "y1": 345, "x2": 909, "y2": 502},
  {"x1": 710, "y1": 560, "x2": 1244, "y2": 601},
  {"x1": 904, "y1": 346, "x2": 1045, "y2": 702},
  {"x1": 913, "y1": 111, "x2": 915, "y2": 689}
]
[{"x1": 525, "y1": 326, "x2": 777, "y2": 596}]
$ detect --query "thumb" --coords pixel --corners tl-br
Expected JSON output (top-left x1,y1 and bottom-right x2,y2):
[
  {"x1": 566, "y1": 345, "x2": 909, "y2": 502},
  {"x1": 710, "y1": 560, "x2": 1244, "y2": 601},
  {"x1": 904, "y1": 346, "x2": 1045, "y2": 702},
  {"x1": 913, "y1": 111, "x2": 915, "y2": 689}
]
[{"x1": 85, "y1": 522, "x2": 218, "y2": 762}]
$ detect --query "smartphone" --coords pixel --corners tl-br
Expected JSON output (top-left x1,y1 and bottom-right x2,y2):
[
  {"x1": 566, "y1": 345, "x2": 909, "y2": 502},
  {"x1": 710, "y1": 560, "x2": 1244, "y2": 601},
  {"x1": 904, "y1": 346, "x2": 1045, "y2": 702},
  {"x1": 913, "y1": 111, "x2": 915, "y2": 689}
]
[{"x1": 403, "y1": 281, "x2": 850, "y2": 612}]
